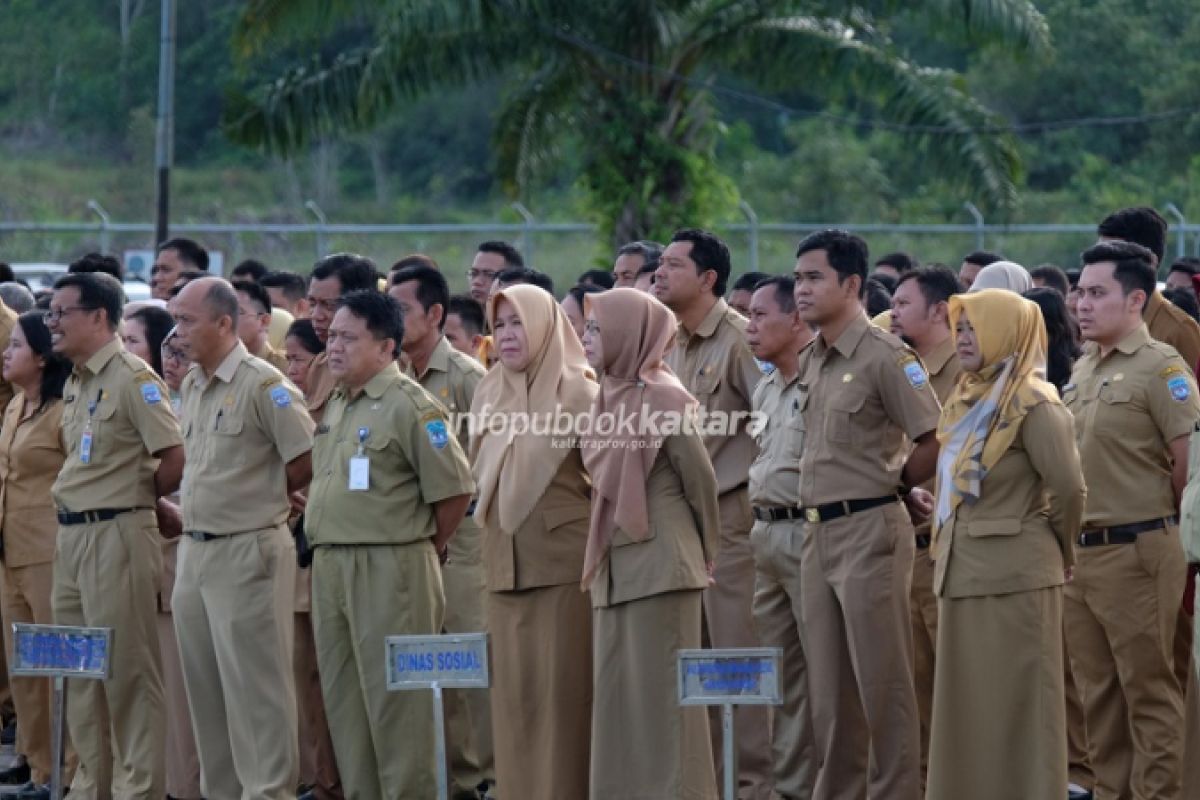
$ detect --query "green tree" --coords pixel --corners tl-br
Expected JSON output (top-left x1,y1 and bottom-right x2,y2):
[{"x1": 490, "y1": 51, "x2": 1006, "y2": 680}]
[{"x1": 224, "y1": 0, "x2": 1047, "y2": 245}]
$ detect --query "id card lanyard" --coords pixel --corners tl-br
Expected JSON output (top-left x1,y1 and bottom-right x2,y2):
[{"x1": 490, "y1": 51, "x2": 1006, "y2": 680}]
[
  {"x1": 80, "y1": 388, "x2": 102, "y2": 464},
  {"x1": 349, "y1": 426, "x2": 370, "y2": 491}
]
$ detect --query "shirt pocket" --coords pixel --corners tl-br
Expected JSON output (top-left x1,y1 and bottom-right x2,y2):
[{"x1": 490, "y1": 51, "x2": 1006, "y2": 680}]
[
  {"x1": 967, "y1": 517, "x2": 1023, "y2": 537},
  {"x1": 209, "y1": 414, "x2": 246, "y2": 467},
  {"x1": 826, "y1": 391, "x2": 866, "y2": 445},
  {"x1": 1095, "y1": 383, "x2": 1137, "y2": 438},
  {"x1": 693, "y1": 371, "x2": 722, "y2": 410},
  {"x1": 87, "y1": 400, "x2": 120, "y2": 464}
]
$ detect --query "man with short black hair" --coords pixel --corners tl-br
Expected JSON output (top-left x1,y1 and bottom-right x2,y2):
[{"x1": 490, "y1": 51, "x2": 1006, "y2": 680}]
[
  {"x1": 576, "y1": 269, "x2": 615, "y2": 290},
  {"x1": 874, "y1": 252, "x2": 917, "y2": 280},
  {"x1": 230, "y1": 259, "x2": 270, "y2": 283},
  {"x1": 171, "y1": 277, "x2": 314, "y2": 800},
  {"x1": 612, "y1": 241, "x2": 663, "y2": 289},
  {"x1": 232, "y1": 280, "x2": 288, "y2": 372},
  {"x1": 654, "y1": 228, "x2": 772, "y2": 797},
  {"x1": 728, "y1": 271, "x2": 770, "y2": 318},
  {"x1": 306, "y1": 254, "x2": 380, "y2": 421},
  {"x1": 958, "y1": 250, "x2": 1002, "y2": 291},
  {"x1": 1065, "y1": 239, "x2": 1198, "y2": 800},
  {"x1": 388, "y1": 266, "x2": 493, "y2": 797},
  {"x1": 261, "y1": 271, "x2": 311, "y2": 319},
  {"x1": 306, "y1": 291, "x2": 474, "y2": 799},
  {"x1": 889, "y1": 265, "x2": 962, "y2": 788},
  {"x1": 445, "y1": 295, "x2": 485, "y2": 359},
  {"x1": 390, "y1": 254, "x2": 440, "y2": 274},
  {"x1": 153, "y1": 238, "x2": 209, "y2": 301},
  {"x1": 69, "y1": 252, "x2": 125, "y2": 282},
  {"x1": 493, "y1": 267, "x2": 554, "y2": 296},
  {"x1": 1098, "y1": 206, "x2": 1200, "y2": 371},
  {"x1": 1031, "y1": 263, "x2": 1071, "y2": 297},
  {"x1": 48, "y1": 271, "x2": 185, "y2": 800},
  {"x1": 468, "y1": 242, "x2": 523, "y2": 306},
  {"x1": 1166, "y1": 257, "x2": 1200, "y2": 298},
  {"x1": 793, "y1": 229, "x2": 942, "y2": 800}
]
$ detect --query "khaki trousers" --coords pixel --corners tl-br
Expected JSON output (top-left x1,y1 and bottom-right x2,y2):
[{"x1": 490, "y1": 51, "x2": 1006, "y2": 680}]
[
  {"x1": 1065, "y1": 625, "x2": 1095, "y2": 791},
  {"x1": 442, "y1": 522, "x2": 493, "y2": 798},
  {"x1": 800, "y1": 502, "x2": 920, "y2": 800},
  {"x1": 749, "y1": 518, "x2": 814, "y2": 800},
  {"x1": 908, "y1": 543, "x2": 936, "y2": 791},
  {"x1": 926, "y1": 587, "x2": 1066, "y2": 800},
  {"x1": 1064, "y1": 528, "x2": 1186, "y2": 800},
  {"x1": 173, "y1": 526, "x2": 298, "y2": 800},
  {"x1": 591, "y1": 589, "x2": 715, "y2": 800},
  {"x1": 706, "y1": 490, "x2": 772, "y2": 800},
  {"x1": 156, "y1": 611, "x2": 200, "y2": 799},
  {"x1": 1184, "y1": 662, "x2": 1200, "y2": 799},
  {"x1": 312, "y1": 541, "x2": 445, "y2": 800},
  {"x1": 294, "y1": 608, "x2": 343, "y2": 800},
  {"x1": 52, "y1": 510, "x2": 164, "y2": 800},
  {"x1": 2, "y1": 560, "x2": 59, "y2": 785},
  {"x1": 488, "y1": 584, "x2": 591, "y2": 800}
]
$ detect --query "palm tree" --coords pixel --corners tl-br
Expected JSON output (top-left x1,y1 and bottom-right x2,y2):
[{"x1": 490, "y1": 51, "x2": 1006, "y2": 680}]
[{"x1": 224, "y1": 0, "x2": 1048, "y2": 245}]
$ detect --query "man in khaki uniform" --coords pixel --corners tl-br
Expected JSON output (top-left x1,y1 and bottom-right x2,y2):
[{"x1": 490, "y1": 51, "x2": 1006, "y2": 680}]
[
  {"x1": 306, "y1": 291, "x2": 474, "y2": 798},
  {"x1": 745, "y1": 276, "x2": 815, "y2": 800},
  {"x1": 1064, "y1": 241, "x2": 1198, "y2": 800},
  {"x1": 171, "y1": 278, "x2": 315, "y2": 800},
  {"x1": 888, "y1": 266, "x2": 962, "y2": 787},
  {"x1": 792, "y1": 230, "x2": 941, "y2": 800},
  {"x1": 234, "y1": 279, "x2": 289, "y2": 373},
  {"x1": 48, "y1": 272, "x2": 185, "y2": 800},
  {"x1": 654, "y1": 228, "x2": 772, "y2": 799},
  {"x1": 389, "y1": 265, "x2": 493, "y2": 799}
]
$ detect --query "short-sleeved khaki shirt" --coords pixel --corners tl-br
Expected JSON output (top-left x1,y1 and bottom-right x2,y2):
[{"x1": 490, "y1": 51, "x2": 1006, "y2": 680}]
[
  {"x1": 304, "y1": 351, "x2": 339, "y2": 425},
  {"x1": 797, "y1": 312, "x2": 942, "y2": 507},
  {"x1": 53, "y1": 338, "x2": 183, "y2": 511},
  {"x1": 1146, "y1": 290, "x2": 1200, "y2": 375},
  {"x1": 923, "y1": 336, "x2": 963, "y2": 405},
  {"x1": 256, "y1": 340, "x2": 289, "y2": 374},
  {"x1": 405, "y1": 336, "x2": 485, "y2": 450},
  {"x1": 664, "y1": 298, "x2": 761, "y2": 496},
  {"x1": 749, "y1": 369, "x2": 804, "y2": 508},
  {"x1": 306, "y1": 362, "x2": 475, "y2": 547},
  {"x1": 179, "y1": 341, "x2": 314, "y2": 534},
  {"x1": 1065, "y1": 323, "x2": 1200, "y2": 527},
  {"x1": 0, "y1": 396, "x2": 66, "y2": 566}
]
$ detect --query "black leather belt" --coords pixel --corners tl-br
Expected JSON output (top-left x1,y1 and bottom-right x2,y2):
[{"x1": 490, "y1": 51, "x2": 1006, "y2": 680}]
[
  {"x1": 1078, "y1": 516, "x2": 1176, "y2": 548},
  {"x1": 753, "y1": 505, "x2": 804, "y2": 523},
  {"x1": 802, "y1": 495, "x2": 898, "y2": 524},
  {"x1": 57, "y1": 508, "x2": 136, "y2": 526},
  {"x1": 185, "y1": 531, "x2": 219, "y2": 542},
  {"x1": 915, "y1": 533, "x2": 931, "y2": 550}
]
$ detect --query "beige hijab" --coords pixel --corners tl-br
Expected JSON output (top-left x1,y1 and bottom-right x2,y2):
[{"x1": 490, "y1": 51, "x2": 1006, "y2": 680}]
[
  {"x1": 580, "y1": 289, "x2": 697, "y2": 589},
  {"x1": 968, "y1": 261, "x2": 1033, "y2": 294},
  {"x1": 470, "y1": 285, "x2": 597, "y2": 534}
]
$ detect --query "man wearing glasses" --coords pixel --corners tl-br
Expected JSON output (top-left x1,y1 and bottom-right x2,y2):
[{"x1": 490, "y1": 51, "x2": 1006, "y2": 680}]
[
  {"x1": 232, "y1": 280, "x2": 288, "y2": 373},
  {"x1": 466, "y1": 241, "x2": 523, "y2": 307},
  {"x1": 46, "y1": 271, "x2": 185, "y2": 800}
]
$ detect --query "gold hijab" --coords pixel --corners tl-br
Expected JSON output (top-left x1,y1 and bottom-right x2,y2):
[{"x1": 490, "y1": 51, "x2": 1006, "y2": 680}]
[
  {"x1": 580, "y1": 289, "x2": 697, "y2": 589},
  {"x1": 470, "y1": 285, "x2": 597, "y2": 534},
  {"x1": 934, "y1": 289, "x2": 1059, "y2": 539}
]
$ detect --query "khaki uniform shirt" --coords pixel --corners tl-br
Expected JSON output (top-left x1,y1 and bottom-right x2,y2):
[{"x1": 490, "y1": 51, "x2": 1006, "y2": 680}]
[
  {"x1": 749, "y1": 369, "x2": 805, "y2": 508},
  {"x1": 591, "y1": 431, "x2": 719, "y2": 607},
  {"x1": 304, "y1": 351, "x2": 339, "y2": 425},
  {"x1": 797, "y1": 312, "x2": 942, "y2": 507},
  {"x1": 405, "y1": 336, "x2": 485, "y2": 448},
  {"x1": 53, "y1": 338, "x2": 182, "y2": 512},
  {"x1": 256, "y1": 340, "x2": 289, "y2": 374},
  {"x1": 933, "y1": 402, "x2": 1085, "y2": 598},
  {"x1": 1065, "y1": 324, "x2": 1200, "y2": 527},
  {"x1": 916, "y1": 336, "x2": 962, "y2": 534},
  {"x1": 1146, "y1": 290, "x2": 1200, "y2": 375},
  {"x1": 306, "y1": 363, "x2": 474, "y2": 547},
  {"x1": 664, "y1": 298, "x2": 761, "y2": 497},
  {"x1": 179, "y1": 341, "x2": 313, "y2": 535},
  {"x1": 0, "y1": 396, "x2": 65, "y2": 567}
]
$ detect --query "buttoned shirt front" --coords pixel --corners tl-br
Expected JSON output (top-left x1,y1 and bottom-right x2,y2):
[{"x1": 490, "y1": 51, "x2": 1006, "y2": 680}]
[
  {"x1": 0, "y1": 396, "x2": 66, "y2": 566},
  {"x1": 749, "y1": 369, "x2": 805, "y2": 508}
]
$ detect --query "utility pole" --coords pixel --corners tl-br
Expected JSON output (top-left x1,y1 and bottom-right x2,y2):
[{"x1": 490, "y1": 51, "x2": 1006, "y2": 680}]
[{"x1": 153, "y1": 0, "x2": 176, "y2": 246}]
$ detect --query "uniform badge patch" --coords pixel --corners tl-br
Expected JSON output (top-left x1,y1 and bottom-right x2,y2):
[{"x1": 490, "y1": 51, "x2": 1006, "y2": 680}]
[
  {"x1": 140, "y1": 383, "x2": 162, "y2": 405},
  {"x1": 425, "y1": 419, "x2": 449, "y2": 449},
  {"x1": 903, "y1": 360, "x2": 928, "y2": 389},
  {"x1": 1168, "y1": 375, "x2": 1192, "y2": 402},
  {"x1": 270, "y1": 386, "x2": 291, "y2": 408}
]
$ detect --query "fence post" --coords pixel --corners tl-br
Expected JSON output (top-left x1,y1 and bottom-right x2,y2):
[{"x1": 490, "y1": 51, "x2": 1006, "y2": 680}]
[
  {"x1": 512, "y1": 202, "x2": 535, "y2": 268},
  {"x1": 739, "y1": 201, "x2": 759, "y2": 273},
  {"x1": 87, "y1": 200, "x2": 111, "y2": 254},
  {"x1": 1166, "y1": 203, "x2": 1186, "y2": 265},
  {"x1": 305, "y1": 200, "x2": 328, "y2": 259},
  {"x1": 963, "y1": 202, "x2": 985, "y2": 251}
]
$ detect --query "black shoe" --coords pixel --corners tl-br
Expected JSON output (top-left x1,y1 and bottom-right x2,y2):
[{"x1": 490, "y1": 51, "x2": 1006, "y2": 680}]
[
  {"x1": 0, "y1": 762, "x2": 31, "y2": 785},
  {"x1": 297, "y1": 792, "x2": 315, "y2": 800},
  {"x1": 1067, "y1": 787, "x2": 1093, "y2": 800},
  {"x1": 17, "y1": 782, "x2": 49, "y2": 800},
  {"x1": 1, "y1": 721, "x2": 16, "y2": 746}
]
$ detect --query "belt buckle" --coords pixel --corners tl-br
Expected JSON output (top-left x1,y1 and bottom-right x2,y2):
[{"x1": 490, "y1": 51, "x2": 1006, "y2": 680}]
[{"x1": 805, "y1": 507, "x2": 820, "y2": 524}]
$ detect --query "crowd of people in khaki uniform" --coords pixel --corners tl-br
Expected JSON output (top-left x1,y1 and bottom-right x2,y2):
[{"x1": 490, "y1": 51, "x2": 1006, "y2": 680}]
[{"x1": 0, "y1": 202, "x2": 1198, "y2": 800}]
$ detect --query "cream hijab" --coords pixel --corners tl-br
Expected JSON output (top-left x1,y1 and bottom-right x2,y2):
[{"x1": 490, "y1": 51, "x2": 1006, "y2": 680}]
[
  {"x1": 968, "y1": 261, "x2": 1033, "y2": 294},
  {"x1": 470, "y1": 285, "x2": 597, "y2": 534}
]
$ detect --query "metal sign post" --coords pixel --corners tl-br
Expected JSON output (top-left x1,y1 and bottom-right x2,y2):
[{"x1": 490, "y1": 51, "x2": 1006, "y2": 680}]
[
  {"x1": 11, "y1": 623, "x2": 113, "y2": 800},
  {"x1": 678, "y1": 647, "x2": 783, "y2": 800},
  {"x1": 385, "y1": 633, "x2": 489, "y2": 800}
]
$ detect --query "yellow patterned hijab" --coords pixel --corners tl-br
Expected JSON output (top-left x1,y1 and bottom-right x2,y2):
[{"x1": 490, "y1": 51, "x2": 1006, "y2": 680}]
[{"x1": 934, "y1": 289, "x2": 1059, "y2": 540}]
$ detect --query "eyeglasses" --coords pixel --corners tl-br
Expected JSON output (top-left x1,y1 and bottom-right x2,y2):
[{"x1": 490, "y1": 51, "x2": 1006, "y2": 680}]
[
  {"x1": 467, "y1": 268, "x2": 500, "y2": 281},
  {"x1": 43, "y1": 305, "x2": 96, "y2": 323},
  {"x1": 162, "y1": 346, "x2": 187, "y2": 362}
]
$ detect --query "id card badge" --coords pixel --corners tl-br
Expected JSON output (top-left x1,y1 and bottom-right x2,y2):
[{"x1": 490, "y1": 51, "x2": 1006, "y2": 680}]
[
  {"x1": 79, "y1": 430, "x2": 93, "y2": 464},
  {"x1": 348, "y1": 456, "x2": 370, "y2": 491}
]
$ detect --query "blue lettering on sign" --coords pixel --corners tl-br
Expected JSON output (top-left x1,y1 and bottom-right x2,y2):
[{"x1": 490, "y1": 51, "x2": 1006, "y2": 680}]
[
  {"x1": 685, "y1": 659, "x2": 773, "y2": 693},
  {"x1": 395, "y1": 649, "x2": 484, "y2": 673},
  {"x1": 17, "y1": 632, "x2": 108, "y2": 674}
]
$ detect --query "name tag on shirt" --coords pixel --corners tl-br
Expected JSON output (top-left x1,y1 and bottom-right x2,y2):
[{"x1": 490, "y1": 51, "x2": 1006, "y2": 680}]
[
  {"x1": 80, "y1": 431, "x2": 93, "y2": 464},
  {"x1": 349, "y1": 456, "x2": 370, "y2": 491}
]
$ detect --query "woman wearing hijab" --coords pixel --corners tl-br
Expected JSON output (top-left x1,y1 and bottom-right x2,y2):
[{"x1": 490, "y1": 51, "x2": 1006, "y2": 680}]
[
  {"x1": 926, "y1": 289, "x2": 1086, "y2": 800},
  {"x1": 470, "y1": 284, "x2": 597, "y2": 799},
  {"x1": 579, "y1": 288, "x2": 719, "y2": 799},
  {"x1": 968, "y1": 260, "x2": 1033, "y2": 294}
]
